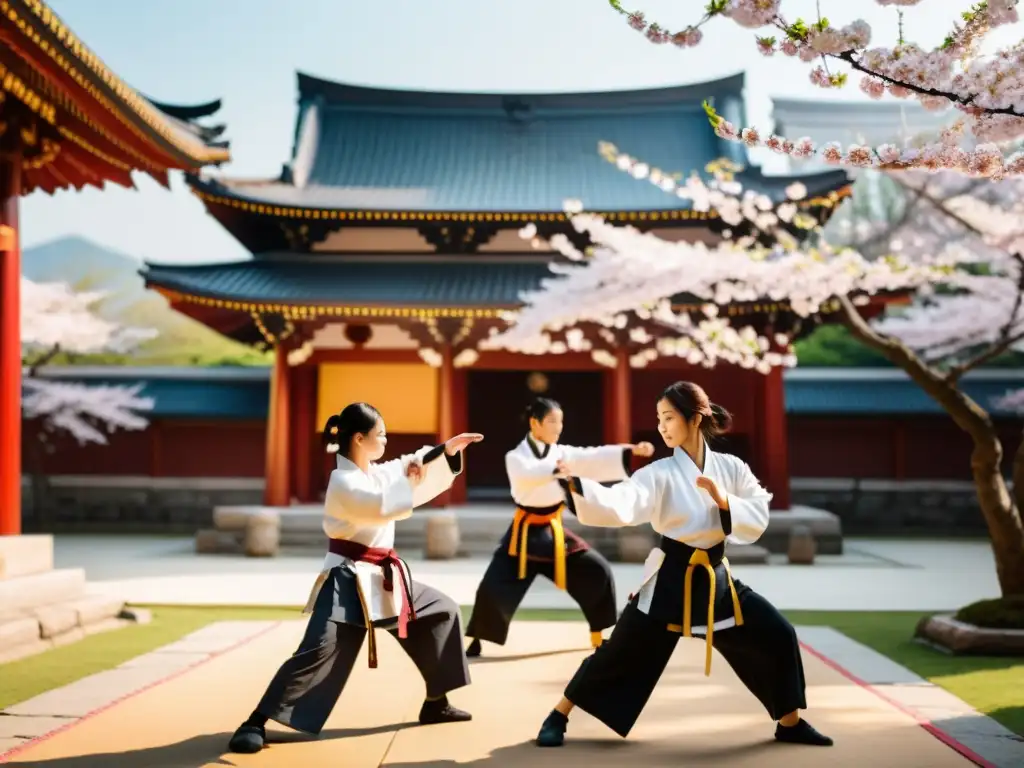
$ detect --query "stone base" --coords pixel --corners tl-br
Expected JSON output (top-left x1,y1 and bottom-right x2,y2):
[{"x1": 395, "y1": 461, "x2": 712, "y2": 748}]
[
  {"x1": 915, "y1": 614, "x2": 1024, "y2": 656},
  {"x1": 199, "y1": 504, "x2": 790, "y2": 564},
  {"x1": 759, "y1": 506, "x2": 843, "y2": 555},
  {"x1": 0, "y1": 535, "x2": 142, "y2": 663},
  {"x1": 0, "y1": 535, "x2": 55, "y2": 579}
]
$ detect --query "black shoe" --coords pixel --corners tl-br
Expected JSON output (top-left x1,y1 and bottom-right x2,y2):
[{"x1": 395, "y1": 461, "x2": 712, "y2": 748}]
[
  {"x1": 228, "y1": 723, "x2": 265, "y2": 753},
  {"x1": 419, "y1": 696, "x2": 473, "y2": 724},
  {"x1": 536, "y1": 709, "x2": 568, "y2": 747},
  {"x1": 775, "y1": 719, "x2": 833, "y2": 746},
  {"x1": 466, "y1": 638, "x2": 482, "y2": 657}
]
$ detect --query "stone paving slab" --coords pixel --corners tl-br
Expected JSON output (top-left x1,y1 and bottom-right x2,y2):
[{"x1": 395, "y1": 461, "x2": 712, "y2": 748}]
[
  {"x1": 1, "y1": 621, "x2": 280, "y2": 720},
  {"x1": 0, "y1": 715, "x2": 74, "y2": 739},
  {"x1": 797, "y1": 625, "x2": 1024, "y2": 768}
]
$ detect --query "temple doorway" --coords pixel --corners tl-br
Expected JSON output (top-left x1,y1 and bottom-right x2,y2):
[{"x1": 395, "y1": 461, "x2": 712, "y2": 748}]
[{"x1": 465, "y1": 369, "x2": 605, "y2": 498}]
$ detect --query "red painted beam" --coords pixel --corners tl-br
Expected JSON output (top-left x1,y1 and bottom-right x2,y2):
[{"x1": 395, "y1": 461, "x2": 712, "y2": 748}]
[{"x1": 0, "y1": 158, "x2": 21, "y2": 535}]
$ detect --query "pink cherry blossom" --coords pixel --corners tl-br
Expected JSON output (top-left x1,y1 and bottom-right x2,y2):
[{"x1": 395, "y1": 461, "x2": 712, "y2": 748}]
[
  {"x1": 21, "y1": 278, "x2": 157, "y2": 444},
  {"x1": 609, "y1": 0, "x2": 1024, "y2": 173}
]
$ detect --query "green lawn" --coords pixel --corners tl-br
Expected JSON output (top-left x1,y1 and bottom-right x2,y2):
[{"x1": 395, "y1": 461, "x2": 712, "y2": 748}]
[{"x1": 2, "y1": 606, "x2": 1021, "y2": 738}]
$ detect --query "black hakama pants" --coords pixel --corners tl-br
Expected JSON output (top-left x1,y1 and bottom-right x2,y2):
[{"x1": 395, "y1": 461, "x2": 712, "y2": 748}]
[
  {"x1": 465, "y1": 545, "x2": 618, "y2": 645},
  {"x1": 564, "y1": 539, "x2": 807, "y2": 738},
  {"x1": 253, "y1": 567, "x2": 470, "y2": 735}
]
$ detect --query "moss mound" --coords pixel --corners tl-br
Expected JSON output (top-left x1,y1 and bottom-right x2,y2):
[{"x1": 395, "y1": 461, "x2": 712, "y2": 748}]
[{"x1": 954, "y1": 596, "x2": 1024, "y2": 630}]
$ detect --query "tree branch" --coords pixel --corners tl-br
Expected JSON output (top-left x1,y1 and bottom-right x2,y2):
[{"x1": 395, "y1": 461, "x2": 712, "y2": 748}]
[
  {"x1": 836, "y1": 294, "x2": 994, "y2": 440},
  {"x1": 838, "y1": 51, "x2": 1024, "y2": 118},
  {"x1": 25, "y1": 344, "x2": 62, "y2": 378},
  {"x1": 946, "y1": 254, "x2": 1024, "y2": 383}
]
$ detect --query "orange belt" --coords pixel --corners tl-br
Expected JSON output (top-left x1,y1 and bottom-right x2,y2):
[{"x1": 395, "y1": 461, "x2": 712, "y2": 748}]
[
  {"x1": 508, "y1": 505, "x2": 567, "y2": 590},
  {"x1": 666, "y1": 549, "x2": 744, "y2": 677}
]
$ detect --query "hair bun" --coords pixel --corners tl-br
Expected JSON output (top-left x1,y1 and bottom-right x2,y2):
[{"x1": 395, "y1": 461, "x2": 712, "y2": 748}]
[{"x1": 709, "y1": 403, "x2": 733, "y2": 434}]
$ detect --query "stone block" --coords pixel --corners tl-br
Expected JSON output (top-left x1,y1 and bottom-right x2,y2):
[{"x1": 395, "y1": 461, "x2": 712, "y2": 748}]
[
  {"x1": 425, "y1": 512, "x2": 460, "y2": 560},
  {"x1": 244, "y1": 511, "x2": 280, "y2": 557},
  {"x1": 68, "y1": 595, "x2": 125, "y2": 626},
  {"x1": 194, "y1": 529, "x2": 239, "y2": 554},
  {"x1": 0, "y1": 616, "x2": 40, "y2": 648},
  {"x1": 213, "y1": 505, "x2": 266, "y2": 532},
  {"x1": 0, "y1": 535, "x2": 54, "y2": 580},
  {"x1": 725, "y1": 543, "x2": 770, "y2": 565},
  {"x1": 31, "y1": 603, "x2": 78, "y2": 639},
  {"x1": 787, "y1": 524, "x2": 817, "y2": 565},
  {"x1": 916, "y1": 614, "x2": 1024, "y2": 656},
  {"x1": 0, "y1": 569, "x2": 86, "y2": 612}
]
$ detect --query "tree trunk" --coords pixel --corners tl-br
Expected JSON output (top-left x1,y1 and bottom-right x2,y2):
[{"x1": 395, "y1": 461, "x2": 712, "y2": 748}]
[{"x1": 838, "y1": 297, "x2": 1024, "y2": 597}]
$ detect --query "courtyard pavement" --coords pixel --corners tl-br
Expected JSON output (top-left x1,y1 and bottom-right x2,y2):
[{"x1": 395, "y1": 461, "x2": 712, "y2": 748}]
[{"x1": 51, "y1": 534, "x2": 1000, "y2": 612}]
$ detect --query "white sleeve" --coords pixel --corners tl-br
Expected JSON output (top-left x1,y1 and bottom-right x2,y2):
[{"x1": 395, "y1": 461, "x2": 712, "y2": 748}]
[
  {"x1": 560, "y1": 444, "x2": 632, "y2": 483},
  {"x1": 411, "y1": 446, "x2": 462, "y2": 508},
  {"x1": 325, "y1": 470, "x2": 415, "y2": 526},
  {"x1": 565, "y1": 468, "x2": 658, "y2": 528},
  {"x1": 722, "y1": 460, "x2": 772, "y2": 545},
  {"x1": 505, "y1": 450, "x2": 558, "y2": 495}
]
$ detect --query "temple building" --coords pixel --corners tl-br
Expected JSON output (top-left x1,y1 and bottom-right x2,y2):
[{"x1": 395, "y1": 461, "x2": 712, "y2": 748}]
[{"x1": 142, "y1": 71, "x2": 856, "y2": 511}]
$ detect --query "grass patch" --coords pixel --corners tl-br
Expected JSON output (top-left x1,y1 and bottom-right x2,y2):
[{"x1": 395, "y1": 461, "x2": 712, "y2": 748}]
[
  {"x1": 0, "y1": 606, "x2": 296, "y2": 711},
  {"x1": 2, "y1": 606, "x2": 1021, "y2": 740}
]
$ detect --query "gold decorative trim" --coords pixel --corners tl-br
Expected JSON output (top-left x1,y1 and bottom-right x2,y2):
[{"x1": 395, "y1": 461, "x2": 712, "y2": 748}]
[
  {"x1": 5, "y1": 0, "x2": 229, "y2": 166},
  {"x1": 154, "y1": 287, "x2": 507, "y2": 320},
  {"x1": 190, "y1": 187, "x2": 721, "y2": 224}
]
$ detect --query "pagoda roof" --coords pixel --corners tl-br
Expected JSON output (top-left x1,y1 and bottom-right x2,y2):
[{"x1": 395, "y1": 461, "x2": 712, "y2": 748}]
[
  {"x1": 142, "y1": 256, "x2": 554, "y2": 310},
  {"x1": 189, "y1": 72, "x2": 768, "y2": 215},
  {"x1": 1, "y1": 0, "x2": 229, "y2": 194}
]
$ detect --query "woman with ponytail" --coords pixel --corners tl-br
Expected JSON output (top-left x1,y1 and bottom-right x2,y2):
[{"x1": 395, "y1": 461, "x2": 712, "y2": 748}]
[
  {"x1": 464, "y1": 396, "x2": 654, "y2": 658},
  {"x1": 534, "y1": 381, "x2": 833, "y2": 751},
  {"x1": 227, "y1": 402, "x2": 483, "y2": 754}
]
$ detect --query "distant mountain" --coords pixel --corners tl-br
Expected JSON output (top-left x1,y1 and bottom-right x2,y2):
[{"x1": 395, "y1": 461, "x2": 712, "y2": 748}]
[{"x1": 22, "y1": 236, "x2": 269, "y2": 367}]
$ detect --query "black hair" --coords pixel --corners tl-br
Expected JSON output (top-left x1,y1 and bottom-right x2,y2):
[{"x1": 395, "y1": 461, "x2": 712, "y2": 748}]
[
  {"x1": 659, "y1": 381, "x2": 733, "y2": 440},
  {"x1": 524, "y1": 396, "x2": 561, "y2": 424},
  {"x1": 323, "y1": 402, "x2": 382, "y2": 457}
]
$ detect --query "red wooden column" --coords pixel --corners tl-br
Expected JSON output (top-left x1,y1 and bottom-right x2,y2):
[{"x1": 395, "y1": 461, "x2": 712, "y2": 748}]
[
  {"x1": 290, "y1": 364, "x2": 317, "y2": 503},
  {"x1": 263, "y1": 344, "x2": 292, "y2": 507},
  {"x1": 435, "y1": 344, "x2": 459, "y2": 505},
  {"x1": 759, "y1": 366, "x2": 791, "y2": 510},
  {"x1": 609, "y1": 347, "x2": 632, "y2": 445},
  {"x1": 0, "y1": 157, "x2": 22, "y2": 535},
  {"x1": 449, "y1": 362, "x2": 468, "y2": 504}
]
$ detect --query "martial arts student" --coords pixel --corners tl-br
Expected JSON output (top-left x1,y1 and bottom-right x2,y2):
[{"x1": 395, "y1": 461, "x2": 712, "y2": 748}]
[
  {"x1": 228, "y1": 402, "x2": 484, "y2": 753},
  {"x1": 534, "y1": 381, "x2": 833, "y2": 749},
  {"x1": 464, "y1": 396, "x2": 654, "y2": 657}
]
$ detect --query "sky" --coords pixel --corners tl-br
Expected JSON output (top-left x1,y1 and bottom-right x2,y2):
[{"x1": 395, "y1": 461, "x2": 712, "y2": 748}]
[{"x1": 21, "y1": 0, "x2": 1024, "y2": 265}]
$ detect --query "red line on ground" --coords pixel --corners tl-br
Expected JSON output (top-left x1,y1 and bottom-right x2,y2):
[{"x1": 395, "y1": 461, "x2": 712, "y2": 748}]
[
  {"x1": 0, "y1": 620, "x2": 285, "y2": 764},
  {"x1": 798, "y1": 640, "x2": 995, "y2": 768}
]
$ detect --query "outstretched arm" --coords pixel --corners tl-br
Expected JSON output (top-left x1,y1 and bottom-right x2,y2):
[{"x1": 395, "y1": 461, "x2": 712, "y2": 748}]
[
  {"x1": 560, "y1": 444, "x2": 632, "y2": 483},
  {"x1": 560, "y1": 468, "x2": 659, "y2": 528}
]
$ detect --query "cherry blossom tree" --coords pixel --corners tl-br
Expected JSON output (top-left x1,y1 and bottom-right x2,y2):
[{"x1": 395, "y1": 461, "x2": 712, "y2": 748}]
[
  {"x1": 488, "y1": 145, "x2": 1024, "y2": 598},
  {"x1": 21, "y1": 277, "x2": 156, "y2": 445},
  {"x1": 608, "y1": 0, "x2": 1024, "y2": 177}
]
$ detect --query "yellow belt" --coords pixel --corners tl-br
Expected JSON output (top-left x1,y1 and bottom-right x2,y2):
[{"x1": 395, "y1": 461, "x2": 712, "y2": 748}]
[
  {"x1": 508, "y1": 505, "x2": 567, "y2": 590},
  {"x1": 666, "y1": 549, "x2": 744, "y2": 677}
]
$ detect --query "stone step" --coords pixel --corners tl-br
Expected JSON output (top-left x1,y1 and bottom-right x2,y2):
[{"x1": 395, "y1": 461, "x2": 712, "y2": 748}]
[
  {"x1": 0, "y1": 568, "x2": 87, "y2": 612},
  {"x1": 0, "y1": 595, "x2": 129, "y2": 664},
  {"x1": 0, "y1": 534, "x2": 54, "y2": 580}
]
